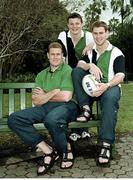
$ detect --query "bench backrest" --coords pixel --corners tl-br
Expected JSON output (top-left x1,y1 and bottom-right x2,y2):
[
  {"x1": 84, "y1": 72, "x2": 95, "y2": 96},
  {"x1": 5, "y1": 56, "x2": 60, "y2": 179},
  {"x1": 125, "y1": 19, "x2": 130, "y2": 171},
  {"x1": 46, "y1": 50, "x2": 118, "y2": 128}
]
[{"x1": 0, "y1": 83, "x2": 35, "y2": 121}]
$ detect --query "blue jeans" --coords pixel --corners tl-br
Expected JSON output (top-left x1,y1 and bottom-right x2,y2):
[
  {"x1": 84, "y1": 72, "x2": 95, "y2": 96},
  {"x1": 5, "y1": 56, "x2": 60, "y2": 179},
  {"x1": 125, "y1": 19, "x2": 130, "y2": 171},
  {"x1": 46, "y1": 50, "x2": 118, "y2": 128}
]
[
  {"x1": 8, "y1": 101, "x2": 78, "y2": 153},
  {"x1": 72, "y1": 67, "x2": 121, "y2": 144}
]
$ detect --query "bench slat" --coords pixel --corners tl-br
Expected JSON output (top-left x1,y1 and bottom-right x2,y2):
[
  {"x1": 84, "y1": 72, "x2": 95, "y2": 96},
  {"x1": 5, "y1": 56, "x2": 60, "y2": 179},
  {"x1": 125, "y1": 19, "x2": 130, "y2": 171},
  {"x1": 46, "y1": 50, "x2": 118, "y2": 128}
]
[
  {"x1": 33, "y1": 121, "x2": 100, "y2": 130},
  {"x1": 9, "y1": 89, "x2": 15, "y2": 115},
  {"x1": 20, "y1": 89, "x2": 26, "y2": 109},
  {"x1": 0, "y1": 83, "x2": 35, "y2": 89},
  {"x1": 69, "y1": 121, "x2": 100, "y2": 128},
  {"x1": 0, "y1": 89, "x2": 3, "y2": 118},
  {"x1": 0, "y1": 125, "x2": 12, "y2": 132}
]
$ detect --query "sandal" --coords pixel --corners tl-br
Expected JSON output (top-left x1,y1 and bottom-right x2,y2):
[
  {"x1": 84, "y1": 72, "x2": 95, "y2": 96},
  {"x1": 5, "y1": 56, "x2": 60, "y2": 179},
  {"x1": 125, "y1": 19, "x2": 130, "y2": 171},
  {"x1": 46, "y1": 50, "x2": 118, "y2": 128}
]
[
  {"x1": 60, "y1": 149, "x2": 74, "y2": 169},
  {"x1": 76, "y1": 107, "x2": 92, "y2": 122},
  {"x1": 96, "y1": 144, "x2": 112, "y2": 167},
  {"x1": 37, "y1": 150, "x2": 59, "y2": 175}
]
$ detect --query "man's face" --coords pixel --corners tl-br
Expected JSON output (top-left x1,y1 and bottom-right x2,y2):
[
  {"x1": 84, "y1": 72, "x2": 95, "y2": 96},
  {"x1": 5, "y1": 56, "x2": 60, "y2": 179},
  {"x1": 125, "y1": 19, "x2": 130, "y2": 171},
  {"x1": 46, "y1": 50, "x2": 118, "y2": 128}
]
[
  {"x1": 92, "y1": 27, "x2": 109, "y2": 46},
  {"x1": 67, "y1": 18, "x2": 83, "y2": 35},
  {"x1": 47, "y1": 48, "x2": 63, "y2": 67}
]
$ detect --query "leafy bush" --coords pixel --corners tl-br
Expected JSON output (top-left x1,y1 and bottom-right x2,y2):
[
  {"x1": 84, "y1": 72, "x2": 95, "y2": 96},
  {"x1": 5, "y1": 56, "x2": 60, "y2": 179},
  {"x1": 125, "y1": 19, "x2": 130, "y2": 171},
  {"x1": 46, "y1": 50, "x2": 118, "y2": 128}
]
[{"x1": 2, "y1": 73, "x2": 36, "y2": 82}]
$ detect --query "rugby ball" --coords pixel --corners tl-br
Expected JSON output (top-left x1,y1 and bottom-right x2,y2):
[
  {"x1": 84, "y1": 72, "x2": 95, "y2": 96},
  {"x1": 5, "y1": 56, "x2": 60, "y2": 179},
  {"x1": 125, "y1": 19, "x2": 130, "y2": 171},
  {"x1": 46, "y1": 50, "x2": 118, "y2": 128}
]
[{"x1": 82, "y1": 74, "x2": 99, "y2": 96}]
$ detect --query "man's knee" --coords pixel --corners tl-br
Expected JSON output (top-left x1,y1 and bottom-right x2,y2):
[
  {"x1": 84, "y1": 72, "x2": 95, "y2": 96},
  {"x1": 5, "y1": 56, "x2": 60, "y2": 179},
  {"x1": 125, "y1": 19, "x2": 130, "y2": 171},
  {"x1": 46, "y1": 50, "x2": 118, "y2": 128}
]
[
  {"x1": 45, "y1": 113, "x2": 58, "y2": 129},
  {"x1": 7, "y1": 113, "x2": 18, "y2": 130},
  {"x1": 45, "y1": 118, "x2": 56, "y2": 129},
  {"x1": 72, "y1": 67, "x2": 85, "y2": 79},
  {"x1": 103, "y1": 88, "x2": 120, "y2": 103},
  {"x1": 45, "y1": 109, "x2": 68, "y2": 130}
]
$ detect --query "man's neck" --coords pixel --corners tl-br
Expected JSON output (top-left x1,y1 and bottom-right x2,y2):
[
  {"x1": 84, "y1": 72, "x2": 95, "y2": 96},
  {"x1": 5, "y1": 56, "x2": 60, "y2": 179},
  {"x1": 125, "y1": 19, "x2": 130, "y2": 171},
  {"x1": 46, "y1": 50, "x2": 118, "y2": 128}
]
[
  {"x1": 70, "y1": 32, "x2": 82, "y2": 45},
  {"x1": 96, "y1": 41, "x2": 109, "y2": 55},
  {"x1": 50, "y1": 65, "x2": 59, "y2": 72}
]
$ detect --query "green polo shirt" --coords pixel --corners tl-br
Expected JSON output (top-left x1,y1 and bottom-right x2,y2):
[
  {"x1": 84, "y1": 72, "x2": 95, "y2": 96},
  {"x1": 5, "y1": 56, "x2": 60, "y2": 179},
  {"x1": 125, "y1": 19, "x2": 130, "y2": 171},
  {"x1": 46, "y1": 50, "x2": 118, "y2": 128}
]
[{"x1": 35, "y1": 63, "x2": 73, "y2": 93}]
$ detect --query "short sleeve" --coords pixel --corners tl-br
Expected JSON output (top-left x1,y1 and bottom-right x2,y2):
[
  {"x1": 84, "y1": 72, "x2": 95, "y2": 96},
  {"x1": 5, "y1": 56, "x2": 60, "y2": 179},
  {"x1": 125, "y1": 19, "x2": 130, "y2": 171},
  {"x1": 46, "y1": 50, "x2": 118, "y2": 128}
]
[
  {"x1": 114, "y1": 55, "x2": 125, "y2": 74},
  {"x1": 60, "y1": 67, "x2": 73, "y2": 91},
  {"x1": 85, "y1": 31, "x2": 94, "y2": 45}
]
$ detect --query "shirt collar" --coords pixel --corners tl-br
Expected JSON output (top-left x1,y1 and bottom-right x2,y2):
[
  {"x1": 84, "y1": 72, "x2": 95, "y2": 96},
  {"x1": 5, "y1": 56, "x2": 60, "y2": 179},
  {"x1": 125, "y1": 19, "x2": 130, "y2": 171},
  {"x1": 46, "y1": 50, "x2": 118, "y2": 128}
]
[
  {"x1": 67, "y1": 30, "x2": 84, "y2": 38},
  {"x1": 93, "y1": 41, "x2": 113, "y2": 52},
  {"x1": 47, "y1": 63, "x2": 64, "y2": 73}
]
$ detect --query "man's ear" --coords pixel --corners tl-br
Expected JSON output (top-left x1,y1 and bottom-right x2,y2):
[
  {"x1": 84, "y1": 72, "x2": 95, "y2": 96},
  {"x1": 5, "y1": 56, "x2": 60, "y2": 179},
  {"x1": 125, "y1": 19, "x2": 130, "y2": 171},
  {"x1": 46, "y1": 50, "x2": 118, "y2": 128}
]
[
  {"x1": 81, "y1": 22, "x2": 83, "y2": 28},
  {"x1": 106, "y1": 30, "x2": 109, "y2": 39},
  {"x1": 47, "y1": 52, "x2": 49, "y2": 59}
]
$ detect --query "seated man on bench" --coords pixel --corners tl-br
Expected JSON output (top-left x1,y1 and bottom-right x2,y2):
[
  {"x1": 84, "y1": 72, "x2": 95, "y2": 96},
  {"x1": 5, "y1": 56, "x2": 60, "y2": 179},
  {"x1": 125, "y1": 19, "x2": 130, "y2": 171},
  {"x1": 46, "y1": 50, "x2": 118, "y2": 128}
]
[
  {"x1": 8, "y1": 42, "x2": 78, "y2": 175},
  {"x1": 72, "y1": 21, "x2": 125, "y2": 167}
]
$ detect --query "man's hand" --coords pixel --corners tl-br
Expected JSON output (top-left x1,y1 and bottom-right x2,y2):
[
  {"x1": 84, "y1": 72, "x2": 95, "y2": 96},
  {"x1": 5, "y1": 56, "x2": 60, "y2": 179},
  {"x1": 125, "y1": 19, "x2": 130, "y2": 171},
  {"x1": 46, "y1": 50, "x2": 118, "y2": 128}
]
[
  {"x1": 92, "y1": 83, "x2": 108, "y2": 97},
  {"x1": 77, "y1": 61, "x2": 89, "y2": 71},
  {"x1": 33, "y1": 87, "x2": 46, "y2": 96},
  {"x1": 82, "y1": 42, "x2": 94, "y2": 55},
  {"x1": 89, "y1": 63, "x2": 103, "y2": 81},
  {"x1": 33, "y1": 87, "x2": 60, "y2": 96},
  {"x1": 32, "y1": 87, "x2": 60, "y2": 105}
]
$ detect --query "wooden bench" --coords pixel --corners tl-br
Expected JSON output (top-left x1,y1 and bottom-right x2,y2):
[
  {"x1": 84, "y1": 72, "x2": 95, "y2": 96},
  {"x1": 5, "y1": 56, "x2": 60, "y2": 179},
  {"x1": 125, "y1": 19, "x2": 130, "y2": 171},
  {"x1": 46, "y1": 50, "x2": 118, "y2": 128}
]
[{"x1": 0, "y1": 83, "x2": 100, "y2": 133}]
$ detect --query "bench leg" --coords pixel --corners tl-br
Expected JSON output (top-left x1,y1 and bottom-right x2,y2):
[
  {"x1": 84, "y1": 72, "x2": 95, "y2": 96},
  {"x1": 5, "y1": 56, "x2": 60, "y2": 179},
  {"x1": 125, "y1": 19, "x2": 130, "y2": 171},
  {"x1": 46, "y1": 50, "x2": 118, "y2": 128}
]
[{"x1": 96, "y1": 125, "x2": 100, "y2": 144}]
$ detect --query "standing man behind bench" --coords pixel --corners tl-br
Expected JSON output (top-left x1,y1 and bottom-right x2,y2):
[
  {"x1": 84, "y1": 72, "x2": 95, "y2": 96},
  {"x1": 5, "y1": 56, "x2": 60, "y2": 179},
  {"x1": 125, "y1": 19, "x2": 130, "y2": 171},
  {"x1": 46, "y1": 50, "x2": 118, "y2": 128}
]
[
  {"x1": 58, "y1": 12, "x2": 94, "y2": 141},
  {"x1": 72, "y1": 21, "x2": 125, "y2": 167},
  {"x1": 8, "y1": 42, "x2": 78, "y2": 175}
]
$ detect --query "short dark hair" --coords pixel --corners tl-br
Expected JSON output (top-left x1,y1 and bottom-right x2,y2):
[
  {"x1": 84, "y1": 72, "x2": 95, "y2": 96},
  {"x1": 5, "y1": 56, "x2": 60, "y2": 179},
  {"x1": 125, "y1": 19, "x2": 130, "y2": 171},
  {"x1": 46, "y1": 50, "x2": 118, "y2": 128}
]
[
  {"x1": 48, "y1": 42, "x2": 63, "y2": 53},
  {"x1": 91, "y1": 21, "x2": 108, "y2": 32},
  {"x1": 67, "y1": 12, "x2": 83, "y2": 23}
]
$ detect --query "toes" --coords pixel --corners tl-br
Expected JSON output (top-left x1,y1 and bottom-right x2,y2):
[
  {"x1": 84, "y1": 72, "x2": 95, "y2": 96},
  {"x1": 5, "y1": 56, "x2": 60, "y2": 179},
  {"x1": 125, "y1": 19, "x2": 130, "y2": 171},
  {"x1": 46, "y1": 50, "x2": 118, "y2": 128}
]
[
  {"x1": 61, "y1": 162, "x2": 73, "y2": 168},
  {"x1": 37, "y1": 166, "x2": 45, "y2": 173},
  {"x1": 99, "y1": 157, "x2": 108, "y2": 163},
  {"x1": 77, "y1": 117, "x2": 86, "y2": 121}
]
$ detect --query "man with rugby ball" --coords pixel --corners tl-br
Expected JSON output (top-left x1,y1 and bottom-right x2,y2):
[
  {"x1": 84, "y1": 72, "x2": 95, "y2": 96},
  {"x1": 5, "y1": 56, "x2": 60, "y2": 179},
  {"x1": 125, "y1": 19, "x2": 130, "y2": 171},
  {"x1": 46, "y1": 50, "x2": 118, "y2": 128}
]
[{"x1": 72, "y1": 21, "x2": 125, "y2": 167}]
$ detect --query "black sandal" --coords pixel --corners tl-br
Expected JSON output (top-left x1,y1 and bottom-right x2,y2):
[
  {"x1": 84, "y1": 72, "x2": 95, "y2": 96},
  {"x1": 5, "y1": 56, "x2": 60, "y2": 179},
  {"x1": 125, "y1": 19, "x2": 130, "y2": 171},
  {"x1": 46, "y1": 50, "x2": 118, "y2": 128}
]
[
  {"x1": 60, "y1": 149, "x2": 74, "y2": 169},
  {"x1": 37, "y1": 150, "x2": 59, "y2": 175},
  {"x1": 96, "y1": 144, "x2": 112, "y2": 167},
  {"x1": 76, "y1": 107, "x2": 92, "y2": 122}
]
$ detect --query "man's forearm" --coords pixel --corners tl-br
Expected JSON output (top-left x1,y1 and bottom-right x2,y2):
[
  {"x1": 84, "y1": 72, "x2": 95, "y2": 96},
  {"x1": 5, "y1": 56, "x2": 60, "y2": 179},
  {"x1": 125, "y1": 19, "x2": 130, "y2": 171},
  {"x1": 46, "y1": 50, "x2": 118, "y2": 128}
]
[
  {"x1": 32, "y1": 89, "x2": 60, "y2": 105},
  {"x1": 49, "y1": 91, "x2": 72, "y2": 102},
  {"x1": 106, "y1": 73, "x2": 125, "y2": 88}
]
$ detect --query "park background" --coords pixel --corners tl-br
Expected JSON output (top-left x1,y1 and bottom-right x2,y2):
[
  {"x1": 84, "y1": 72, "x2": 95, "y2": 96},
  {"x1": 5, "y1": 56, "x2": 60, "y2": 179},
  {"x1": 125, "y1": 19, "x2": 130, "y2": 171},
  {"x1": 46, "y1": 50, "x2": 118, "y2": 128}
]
[
  {"x1": 0, "y1": 0, "x2": 133, "y2": 83},
  {"x1": 0, "y1": 0, "x2": 133, "y2": 153}
]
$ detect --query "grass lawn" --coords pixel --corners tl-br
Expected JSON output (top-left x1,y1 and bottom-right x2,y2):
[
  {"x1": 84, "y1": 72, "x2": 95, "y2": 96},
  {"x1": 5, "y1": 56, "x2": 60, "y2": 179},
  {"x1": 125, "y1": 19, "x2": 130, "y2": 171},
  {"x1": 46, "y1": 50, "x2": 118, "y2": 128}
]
[{"x1": 116, "y1": 83, "x2": 133, "y2": 132}]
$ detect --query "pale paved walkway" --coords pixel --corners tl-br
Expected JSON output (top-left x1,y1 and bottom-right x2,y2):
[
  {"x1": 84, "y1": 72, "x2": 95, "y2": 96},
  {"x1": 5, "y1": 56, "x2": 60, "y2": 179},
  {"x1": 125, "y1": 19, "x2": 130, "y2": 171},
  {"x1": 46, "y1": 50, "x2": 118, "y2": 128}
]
[{"x1": 0, "y1": 133, "x2": 133, "y2": 178}]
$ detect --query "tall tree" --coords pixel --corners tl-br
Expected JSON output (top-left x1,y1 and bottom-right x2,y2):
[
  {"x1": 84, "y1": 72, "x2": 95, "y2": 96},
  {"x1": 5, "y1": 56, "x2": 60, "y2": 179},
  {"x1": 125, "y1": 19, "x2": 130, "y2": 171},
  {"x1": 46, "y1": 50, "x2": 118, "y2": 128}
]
[
  {"x1": 84, "y1": 0, "x2": 107, "y2": 30},
  {"x1": 108, "y1": 17, "x2": 119, "y2": 40},
  {"x1": 0, "y1": 0, "x2": 68, "y2": 81},
  {"x1": 60, "y1": 0, "x2": 85, "y2": 12},
  {"x1": 111, "y1": 0, "x2": 132, "y2": 27}
]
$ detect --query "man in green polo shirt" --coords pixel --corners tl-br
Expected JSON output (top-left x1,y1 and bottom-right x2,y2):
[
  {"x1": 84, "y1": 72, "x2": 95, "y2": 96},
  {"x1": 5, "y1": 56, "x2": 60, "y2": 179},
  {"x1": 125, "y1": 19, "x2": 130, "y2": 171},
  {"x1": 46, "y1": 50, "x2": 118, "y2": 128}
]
[{"x1": 8, "y1": 42, "x2": 78, "y2": 175}]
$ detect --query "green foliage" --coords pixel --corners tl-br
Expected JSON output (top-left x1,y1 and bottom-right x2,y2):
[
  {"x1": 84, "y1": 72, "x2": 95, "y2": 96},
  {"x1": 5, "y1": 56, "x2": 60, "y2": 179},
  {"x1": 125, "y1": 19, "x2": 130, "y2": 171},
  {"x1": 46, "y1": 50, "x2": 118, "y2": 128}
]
[
  {"x1": 109, "y1": 22, "x2": 133, "y2": 75},
  {"x1": 60, "y1": 0, "x2": 85, "y2": 12},
  {"x1": 110, "y1": 0, "x2": 133, "y2": 24},
  {"x1": 108, "y1": 17, "x2": 119, "y2": 36},
  {"x1": 0, "y1": 0, "x2": 68, "y2": 81},
  {"x1": 108, "y1": 1, "x2": 133, "y2": 75},
  {"x1": 2, "y1": 73, "x2": 36, "y2": 83},
  {"x1": 84, "y1": 0, "x2": 107, "y2": 30}
]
